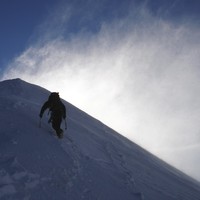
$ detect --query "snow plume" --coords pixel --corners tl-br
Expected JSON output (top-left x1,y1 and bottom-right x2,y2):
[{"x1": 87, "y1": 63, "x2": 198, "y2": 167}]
[{"x1": 2, "y1": 1, "x2": 200, "y2": 180}]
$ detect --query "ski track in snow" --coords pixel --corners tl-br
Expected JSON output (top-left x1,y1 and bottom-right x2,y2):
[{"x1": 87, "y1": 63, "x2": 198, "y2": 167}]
[
  {"x1": 105, "y1": 142, "x2": 144, "y2": 200},
  {"x1": 61, "y1": 136, "x2": 82, "y2": 192},
  {"x1": 60, "y1": 127, "x2": 144, "y2": 200}
]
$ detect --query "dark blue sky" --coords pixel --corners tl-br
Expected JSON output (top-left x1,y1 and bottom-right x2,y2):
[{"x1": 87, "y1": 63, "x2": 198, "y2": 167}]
[
  {"x1": 0, "y1": 0, "x2": 56, "y2": 68},
  {"x1": 0, "y1": 0, "x2": 199, "y2": 69}
]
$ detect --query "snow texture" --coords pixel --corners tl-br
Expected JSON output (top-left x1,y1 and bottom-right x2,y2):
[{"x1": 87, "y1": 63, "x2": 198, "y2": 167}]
[{"x1": 0, "y1": 78, "x2": 200, "y2": 200}]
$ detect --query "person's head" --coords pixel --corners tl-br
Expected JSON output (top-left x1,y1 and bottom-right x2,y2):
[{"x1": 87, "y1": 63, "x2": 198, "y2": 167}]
[{"x1": 48, "y1": 92, "x2": 60, "y2": 103}]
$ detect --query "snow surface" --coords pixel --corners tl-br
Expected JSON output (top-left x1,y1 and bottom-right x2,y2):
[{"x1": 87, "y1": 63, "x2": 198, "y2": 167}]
[{"x1": 0, "y1": 78, "x2": 200, "y2": 200}]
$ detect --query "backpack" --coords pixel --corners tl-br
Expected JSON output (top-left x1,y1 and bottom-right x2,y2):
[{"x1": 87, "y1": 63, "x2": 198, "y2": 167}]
[{"x1": 48, "y1": 93, "x2": 64, "y2": 117}]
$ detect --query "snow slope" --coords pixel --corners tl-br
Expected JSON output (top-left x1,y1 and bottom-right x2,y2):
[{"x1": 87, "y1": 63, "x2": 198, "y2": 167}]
[{"x1": 0, "y1": 78, "x2": 200, "y2": 200}]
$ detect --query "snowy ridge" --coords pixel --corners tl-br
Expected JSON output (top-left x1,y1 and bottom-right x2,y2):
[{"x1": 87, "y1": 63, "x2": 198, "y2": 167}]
[{"x1": 0, "y1": 78, "x2": 200, "y2": 200}]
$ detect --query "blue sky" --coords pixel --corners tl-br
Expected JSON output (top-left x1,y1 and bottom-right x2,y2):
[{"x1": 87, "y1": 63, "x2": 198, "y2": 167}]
[
  {"x1": 1, "y1": 0, "x2": 200, "y2": 181},
  {"x1": 0, "y1": 0, "x2": 55, "y2": 68},
  {"x1": 1, "y1": 0, "x2": 199, "y2": 68}
]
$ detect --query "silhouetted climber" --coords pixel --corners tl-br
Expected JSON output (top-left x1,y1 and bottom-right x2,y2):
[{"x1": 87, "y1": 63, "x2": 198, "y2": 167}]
[{"x1": 39, "y1": 92, "x2": 66, "y2": 138}]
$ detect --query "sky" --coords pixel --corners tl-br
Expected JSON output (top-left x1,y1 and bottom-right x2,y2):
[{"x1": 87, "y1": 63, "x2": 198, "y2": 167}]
[{"x1": 0, "y1": 0, "x2": 200, "y2": 180}]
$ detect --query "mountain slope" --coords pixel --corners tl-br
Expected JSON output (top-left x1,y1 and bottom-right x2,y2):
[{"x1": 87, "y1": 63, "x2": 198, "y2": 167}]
[{"x1": 0, "y1": 78, "x2": 200, "y2": 200}]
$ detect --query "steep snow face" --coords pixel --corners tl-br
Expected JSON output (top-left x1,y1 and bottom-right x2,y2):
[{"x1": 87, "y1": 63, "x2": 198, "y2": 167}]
[{"x1": 0, "y1": 78, "x2": 200, "y2": 200}]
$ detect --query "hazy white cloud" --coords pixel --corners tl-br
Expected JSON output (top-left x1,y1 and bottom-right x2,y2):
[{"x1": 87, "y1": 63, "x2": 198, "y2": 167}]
[{"x1": 2, "y1": 2, "x2": 200, "y2": 180}]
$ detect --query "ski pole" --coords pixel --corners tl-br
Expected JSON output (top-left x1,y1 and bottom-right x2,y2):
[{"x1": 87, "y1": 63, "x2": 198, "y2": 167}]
[{"x1": 64, "y1": 118, "x2": 67, "y2": 130}]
